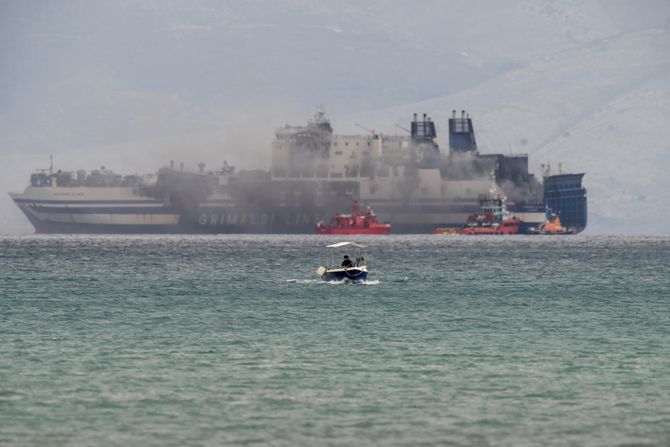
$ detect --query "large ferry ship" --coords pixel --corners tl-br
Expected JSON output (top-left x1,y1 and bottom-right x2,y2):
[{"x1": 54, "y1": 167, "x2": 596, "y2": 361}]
[{"x1": 9, "y1": 109, "x2": 587, "y2": 234}]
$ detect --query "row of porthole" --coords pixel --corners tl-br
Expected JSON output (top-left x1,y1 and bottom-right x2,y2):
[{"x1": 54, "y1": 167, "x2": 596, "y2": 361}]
[{"x1": 332, "y1": 141, "x2": 371, "y2": 147}]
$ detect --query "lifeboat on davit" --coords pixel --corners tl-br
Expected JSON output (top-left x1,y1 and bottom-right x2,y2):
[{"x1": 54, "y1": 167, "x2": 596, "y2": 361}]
[{"x1": 316, "y1": 201, "x2": 391, "y2": 235}]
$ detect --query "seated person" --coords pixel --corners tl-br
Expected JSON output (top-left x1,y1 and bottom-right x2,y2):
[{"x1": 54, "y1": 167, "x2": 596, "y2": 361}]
[{"x1": 341, "y1": 255, "x2": 354, "y2": 268}]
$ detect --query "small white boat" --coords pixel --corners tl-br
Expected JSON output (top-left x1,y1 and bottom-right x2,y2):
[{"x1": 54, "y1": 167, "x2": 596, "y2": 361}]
[{"x1": 316, "y1": 242, "x2": 368, "y2": 282}]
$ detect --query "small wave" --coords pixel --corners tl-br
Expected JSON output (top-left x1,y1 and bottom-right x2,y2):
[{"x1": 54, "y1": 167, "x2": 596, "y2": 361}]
[
  {"x1": 285, "y1": 279, "x2": 320, "y2": 284},
  {"x1": 319, "y1": 278, "x2": 380, "y2": 285},
  {"x1": 285, "y1": 278, "x2": 380, "y2": 285},
  {"x1": 360, "y1": 279, "x2": 380, "y2": 285},
  {"x1": 0, "y1": 390, "x2": 24, "y2": 401}
]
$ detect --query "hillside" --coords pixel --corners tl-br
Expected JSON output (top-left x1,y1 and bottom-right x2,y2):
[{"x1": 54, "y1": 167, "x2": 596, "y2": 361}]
[
  {"x1": 345, "y1": 28, "x2": 670, "y2": 234},
  {"x1": 2, "y1": 1, "x2": 669, "y2": 234}
]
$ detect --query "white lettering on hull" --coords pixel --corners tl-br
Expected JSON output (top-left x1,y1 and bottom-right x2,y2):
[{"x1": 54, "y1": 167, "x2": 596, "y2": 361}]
[{"x1": 197, "y1": 213, "x2": 322, "y2": 226}]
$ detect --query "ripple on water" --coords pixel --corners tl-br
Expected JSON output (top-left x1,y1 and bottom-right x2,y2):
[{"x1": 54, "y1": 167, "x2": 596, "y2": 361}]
[{"x1": 1, "y1": 235, "x2": 669, "y2": 446}]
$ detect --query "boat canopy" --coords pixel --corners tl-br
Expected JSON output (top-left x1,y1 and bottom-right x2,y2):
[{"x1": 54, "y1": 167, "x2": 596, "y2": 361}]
[{"x1": 326, "y1": 241, "x2": 367, "y2": 248}]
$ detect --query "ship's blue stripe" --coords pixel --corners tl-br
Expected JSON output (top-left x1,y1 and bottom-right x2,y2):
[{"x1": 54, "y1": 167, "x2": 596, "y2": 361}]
[
  {"x1": 13, "y1": 198, "x2": 545, "y2": 212},
  {"x1": 23, "y1": 206, "x2": 176, "y2": 214}
]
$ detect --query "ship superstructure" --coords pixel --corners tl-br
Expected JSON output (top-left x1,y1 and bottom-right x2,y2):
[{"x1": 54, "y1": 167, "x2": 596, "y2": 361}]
[{"x1": 9, "y1": 109, "x2": 587, "y2": 234}]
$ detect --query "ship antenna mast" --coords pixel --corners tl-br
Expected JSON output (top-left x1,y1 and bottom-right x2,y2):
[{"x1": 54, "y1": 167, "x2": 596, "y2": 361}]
[
  {"x1": 49, "y1": 155, "x2": 53, "y2": 177},
  {"x1": 314, "y1": 104, "x2": 327, "y2": 124},
  {"x1": 489, "y1": 169, "x2": 498, "y2": 196},
  {"x1": 355, "y1": 123, "x2": 378, "y2": 137},
  {"x1": 394, "y1": 123, "x2": 410, "y2": 133}
]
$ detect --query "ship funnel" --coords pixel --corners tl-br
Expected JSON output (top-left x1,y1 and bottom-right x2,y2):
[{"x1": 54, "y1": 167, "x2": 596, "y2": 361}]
[
  {"x1": 449, "y1": 109, "x2": 477, "y2": 152},
  {"x1": 411, "y1": 112, "x2": 437, "y2": 143}
]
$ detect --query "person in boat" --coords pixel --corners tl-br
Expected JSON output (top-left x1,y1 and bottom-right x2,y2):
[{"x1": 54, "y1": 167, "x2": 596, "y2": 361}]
[{"x1": 341, "y1": 255, "x2": 354, "y2": 268}]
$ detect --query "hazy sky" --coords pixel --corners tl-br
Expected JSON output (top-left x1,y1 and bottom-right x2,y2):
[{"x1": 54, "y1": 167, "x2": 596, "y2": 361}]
[{"x1": 2, "y1": 0, "x2": 669, "y2": 234}]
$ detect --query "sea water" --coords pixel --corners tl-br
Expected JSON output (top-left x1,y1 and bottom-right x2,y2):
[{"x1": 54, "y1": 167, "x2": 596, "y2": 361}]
[{"x1": 1, "y1": 235, "x2": 669, "y2": 446}]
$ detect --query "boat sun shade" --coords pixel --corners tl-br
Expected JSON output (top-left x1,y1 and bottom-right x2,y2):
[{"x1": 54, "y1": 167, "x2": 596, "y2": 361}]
[{"x1": 326, "y1": 242, "x2": 367, "y2": 248}]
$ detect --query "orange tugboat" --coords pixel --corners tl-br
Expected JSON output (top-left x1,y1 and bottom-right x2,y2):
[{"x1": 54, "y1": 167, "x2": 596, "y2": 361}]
[
  {"x1": 316, "y1": 201, "x2": 391, "y2": 235},
  {"x1": 529, "y1": 214, "x2": 575, "y2": 235}
]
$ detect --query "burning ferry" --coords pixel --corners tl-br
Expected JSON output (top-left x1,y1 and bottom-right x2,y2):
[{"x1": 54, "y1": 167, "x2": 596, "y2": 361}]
[{"x1": 9, "y1": 109, "x2": 587, "y2": 234}]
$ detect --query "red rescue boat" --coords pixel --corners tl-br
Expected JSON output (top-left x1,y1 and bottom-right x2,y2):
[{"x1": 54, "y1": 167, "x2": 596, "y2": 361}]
[
  {"x1": 456, "y1": 190, "x2": 523, "y2": 235},
  {"x1": 316, "y1": 201, "x2": 391, "y2": 235}
]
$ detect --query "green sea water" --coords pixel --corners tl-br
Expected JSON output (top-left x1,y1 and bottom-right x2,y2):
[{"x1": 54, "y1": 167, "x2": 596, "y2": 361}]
[{"x1": 1, "y1": 235, "x2": 669, "y2": 446}]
